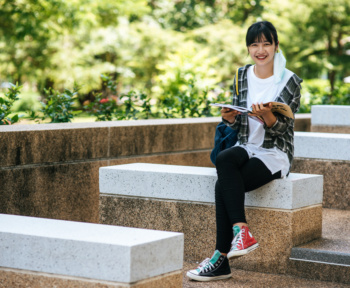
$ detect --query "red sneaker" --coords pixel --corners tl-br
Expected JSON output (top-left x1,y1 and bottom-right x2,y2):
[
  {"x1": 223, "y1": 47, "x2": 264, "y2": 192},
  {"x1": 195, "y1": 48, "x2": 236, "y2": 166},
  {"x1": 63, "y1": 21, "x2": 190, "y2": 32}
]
[{"x1": 227, "y1": 225, "x2": 259, "y2": 259}]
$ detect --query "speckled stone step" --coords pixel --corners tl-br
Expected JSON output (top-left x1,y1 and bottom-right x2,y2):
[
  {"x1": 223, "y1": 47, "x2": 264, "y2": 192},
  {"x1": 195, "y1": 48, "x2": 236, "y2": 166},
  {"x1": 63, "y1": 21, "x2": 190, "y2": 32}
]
[
  {"x1": 100, "y1": 163, "x2": 324, "y2": 275},
  {"x1": 311, "y1": 105, "x2": 350, "y2": 133},
  {"x1": 292, "y1": 132, "x2": 350, "y2": 210},
  {"x1": 0, "y1": 214, "x2": 184, "y2": 286},
  {"x1": 289, "y1": 219, "x2": 350, "y2": 283},
  {"x1": 291, "y1": 239, "x2": 350, "y2": 265},
  {"x1": 294, "y1": 132, "x2": 350, "y2": 161},
  {"x1": 100, "y1": 163, "x2": 323, "y2": 209}
]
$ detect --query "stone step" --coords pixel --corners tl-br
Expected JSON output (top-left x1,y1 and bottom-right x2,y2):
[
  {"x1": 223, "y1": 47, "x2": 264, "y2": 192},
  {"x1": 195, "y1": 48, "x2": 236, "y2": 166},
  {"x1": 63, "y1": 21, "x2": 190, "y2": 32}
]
[
  {"x1": 100, "y1": 163, "x2": 323, "y2": 275},
  {"x1": 291, "y1": 237, "x2": 350, "y2": 265},
  {"x1": 0, "y1": 214, "x2": 184, "y2": 287},
  {"x1": 289, "y1": 239, "x2": 350, "y2": 284},
  {"x1": 183, "y1": 261, "x2": 350, "y2": 288},
  {"x1": 311, "y1": 105, "x2": 350, "y2": 133},
  {"x1": 100, "y1": 163, "x2": 323, "y2": 209},
  {"x1": 288, "y1": 208, "x2": 350, "y2": 284},
  {"x1": 294, "y1": 131, "x2": 350, "y2": 161},
  {"x1": 293, "y1": 132, "x2": 350, "y2": 210}
]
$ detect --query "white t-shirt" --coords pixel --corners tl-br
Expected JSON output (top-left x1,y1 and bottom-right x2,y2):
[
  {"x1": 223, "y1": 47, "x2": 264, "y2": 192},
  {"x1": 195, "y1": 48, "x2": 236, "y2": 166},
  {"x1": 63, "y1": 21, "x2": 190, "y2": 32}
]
[{"x1": 236, "y1": 65, "x2": 293, "y2": 177}]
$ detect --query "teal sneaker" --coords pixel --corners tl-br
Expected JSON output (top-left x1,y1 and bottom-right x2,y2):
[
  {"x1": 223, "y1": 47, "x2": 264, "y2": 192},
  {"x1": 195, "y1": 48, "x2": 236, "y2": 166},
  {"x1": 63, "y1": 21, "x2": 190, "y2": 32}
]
[{"x1": 186, "y1": 250, "x2": 232, "y2": 281}]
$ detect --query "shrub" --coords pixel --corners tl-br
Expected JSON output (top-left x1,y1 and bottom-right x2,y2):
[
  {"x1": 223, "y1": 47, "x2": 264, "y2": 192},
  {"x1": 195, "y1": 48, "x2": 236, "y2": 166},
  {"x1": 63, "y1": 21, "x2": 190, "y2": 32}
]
[
  {"x1": 115, "y1": 90, "x2": 153, "y2": 120},
  {"x1": 85, "y1": 93, "x2": 118, "y2": 121},
  {"x1": 299, "y1": 79, "x2": 350, "y2": 113},
  {"x1": 0, "y1": 83, "x2": 22, "y2": 125},
  {"x1": 31, "y1": 86, "x2": 80, "y2": 123}
]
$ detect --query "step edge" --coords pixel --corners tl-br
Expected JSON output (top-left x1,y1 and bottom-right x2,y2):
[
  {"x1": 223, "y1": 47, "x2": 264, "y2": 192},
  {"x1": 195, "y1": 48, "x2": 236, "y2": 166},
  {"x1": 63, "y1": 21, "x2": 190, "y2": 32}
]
[
  {"x1": 291, "y1": 247, "x2": 350, "y2": 265},
  {"x1": 289, "y1": 257, "x2": 350, "y2": 267},
  {"x1": 292, "y1": 247, "x2": 350, "y2": 257}
]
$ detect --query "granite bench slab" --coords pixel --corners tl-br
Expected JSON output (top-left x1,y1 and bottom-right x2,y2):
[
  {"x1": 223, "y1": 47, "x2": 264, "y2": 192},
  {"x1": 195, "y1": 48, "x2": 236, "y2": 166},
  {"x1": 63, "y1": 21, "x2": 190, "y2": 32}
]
[
  {"x1": 294, "y1": 131, "x2": 350, "y2": 161},
  {"x1": 100, "y1": 163, "x2": 323, "y2": 210},
  {"x1": 311, "y1": 105, "x2": 350, "y2": 126},
  {"x1": 0, "y1": 214, "x2": 183, "y2": 283}
]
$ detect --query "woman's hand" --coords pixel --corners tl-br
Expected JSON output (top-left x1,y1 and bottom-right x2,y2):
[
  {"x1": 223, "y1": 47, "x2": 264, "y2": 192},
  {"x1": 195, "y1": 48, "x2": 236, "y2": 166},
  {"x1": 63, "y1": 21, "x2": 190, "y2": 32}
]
[
  {"x1": 249, "y1": 103, "x2": 277, "y2": 127},
  {"x1": 250, "y1": 102, "x2": 272, "y2": 117},
  {"x1": 221, "y1": 108, "x2": 240, "y2": 124}
]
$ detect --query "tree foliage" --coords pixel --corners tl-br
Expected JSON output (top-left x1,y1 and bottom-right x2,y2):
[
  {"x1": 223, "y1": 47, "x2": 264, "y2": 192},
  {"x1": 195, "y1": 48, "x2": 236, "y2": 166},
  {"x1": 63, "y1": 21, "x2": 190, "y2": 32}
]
[{"x1": 0, "y1": 0, "x2": 348, "y2": 109}]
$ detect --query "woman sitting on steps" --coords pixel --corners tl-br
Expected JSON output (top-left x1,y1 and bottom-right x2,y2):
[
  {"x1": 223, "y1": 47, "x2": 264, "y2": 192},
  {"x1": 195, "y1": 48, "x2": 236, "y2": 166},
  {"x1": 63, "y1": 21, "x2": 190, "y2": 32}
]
[{"x1": 187, "y1": 20, "x2": 303, "y2": 282}]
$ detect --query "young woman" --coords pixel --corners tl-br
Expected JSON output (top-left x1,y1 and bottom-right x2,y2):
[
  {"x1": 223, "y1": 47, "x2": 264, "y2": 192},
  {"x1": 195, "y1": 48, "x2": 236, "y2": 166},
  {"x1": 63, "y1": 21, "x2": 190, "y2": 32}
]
[{"x1": 187, "y1": 21, "x2": 303, "y2": 282}]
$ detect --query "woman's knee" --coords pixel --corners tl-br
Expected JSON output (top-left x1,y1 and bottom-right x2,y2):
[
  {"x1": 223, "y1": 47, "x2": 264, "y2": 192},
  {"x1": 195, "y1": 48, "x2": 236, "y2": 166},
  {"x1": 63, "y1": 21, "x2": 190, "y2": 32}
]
[
  {"x1": 216, "y1": 147, "x2": 247, "y2": 169},
  {"x1": 216, "y1": 149, "x2": 232, "y2": 168}
]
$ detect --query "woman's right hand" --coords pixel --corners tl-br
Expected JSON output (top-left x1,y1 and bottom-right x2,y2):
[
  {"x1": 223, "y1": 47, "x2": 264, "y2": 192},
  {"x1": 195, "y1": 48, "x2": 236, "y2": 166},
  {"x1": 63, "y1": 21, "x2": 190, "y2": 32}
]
[{"x1": 221, "y1": 108, "x2": 240, "y2": 124}]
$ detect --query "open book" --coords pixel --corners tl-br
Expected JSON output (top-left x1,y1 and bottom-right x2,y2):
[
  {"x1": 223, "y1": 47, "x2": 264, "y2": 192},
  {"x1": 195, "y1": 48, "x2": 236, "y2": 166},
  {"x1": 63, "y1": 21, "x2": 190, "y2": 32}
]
[{"x1": 211, "y1": 101, "x2": 294, "y2": 120}]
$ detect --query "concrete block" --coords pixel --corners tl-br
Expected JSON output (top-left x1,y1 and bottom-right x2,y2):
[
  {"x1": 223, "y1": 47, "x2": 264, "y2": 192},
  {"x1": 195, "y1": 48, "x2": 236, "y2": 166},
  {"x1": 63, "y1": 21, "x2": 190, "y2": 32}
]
[
  {"x1": 109, "y1": 120, "x2": 217, "y2": 157},
  {"x1": 100, "y1": 195, "x2": 322, "y2": 267},
  {"x1": 0, "y1": 161, "x2": 106, "y2": 223},
  {"x1": 0, "y1": 214, "x2": 183, "y2": 283},
  {"x1": 0, "y1": 268, "x2": 182, "y2": 288},
  {"x1": 294, "y1": 132, "x2": 350, "y2": 161},
  {"x1": 295, "y1": 113, "x2": 311, "y2": 132},
  {"x1": 0, "y1": 127, "x2": 109, "y2": 167},
  {"x1": 312, "y1": 105, "x2": 350, "y2": 126},
  {"x1": 99, "y1": 163, "x2": 323, "y2": 210},
  {"x1": 292, "y1": 158, "x2": 350, "y2": 210}
]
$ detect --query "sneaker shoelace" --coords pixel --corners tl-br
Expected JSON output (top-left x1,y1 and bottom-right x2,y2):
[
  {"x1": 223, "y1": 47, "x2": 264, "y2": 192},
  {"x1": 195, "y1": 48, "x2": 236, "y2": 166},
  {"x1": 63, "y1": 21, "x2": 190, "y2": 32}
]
[
  {"x1": 230, "y1": 228, "x2": 246, "y2": 251},
  {"x1": 198, "y1": 258, "x2": 210, "y2": 268},
  {"x1": 197, "y1": 258, "x2": 214, "y2": 272}
]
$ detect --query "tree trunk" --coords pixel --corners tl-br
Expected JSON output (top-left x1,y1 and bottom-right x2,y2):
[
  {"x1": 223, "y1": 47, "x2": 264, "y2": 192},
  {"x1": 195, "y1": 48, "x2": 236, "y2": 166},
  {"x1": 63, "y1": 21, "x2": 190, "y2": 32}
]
[{"x1": 328, "y1": 70, "x2": 336, "y2": 102}]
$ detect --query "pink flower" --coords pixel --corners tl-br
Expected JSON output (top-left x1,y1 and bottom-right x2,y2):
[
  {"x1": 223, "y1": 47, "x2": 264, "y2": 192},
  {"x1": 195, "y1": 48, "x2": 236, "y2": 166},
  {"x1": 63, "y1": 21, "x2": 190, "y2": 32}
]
[{"x1": 99, "y1": 98, "x2": 109, "y2": 104}]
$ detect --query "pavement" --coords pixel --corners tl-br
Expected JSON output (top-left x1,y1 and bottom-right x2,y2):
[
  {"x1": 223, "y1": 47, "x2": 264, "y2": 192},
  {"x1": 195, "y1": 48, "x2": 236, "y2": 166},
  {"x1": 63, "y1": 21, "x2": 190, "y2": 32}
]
[{"x1": 182, "y1": 262, "x2": 350, "y2": 287}]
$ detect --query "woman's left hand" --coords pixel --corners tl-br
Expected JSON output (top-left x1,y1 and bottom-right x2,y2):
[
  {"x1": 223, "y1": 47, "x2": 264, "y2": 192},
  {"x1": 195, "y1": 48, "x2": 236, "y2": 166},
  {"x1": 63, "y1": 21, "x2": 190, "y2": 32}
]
[
  {"x1": 249, "y1": 102, "x2": 273, "y2": 117},
  {"x1": 249, "y1": 102, "x2": 277, "y2": 127}
]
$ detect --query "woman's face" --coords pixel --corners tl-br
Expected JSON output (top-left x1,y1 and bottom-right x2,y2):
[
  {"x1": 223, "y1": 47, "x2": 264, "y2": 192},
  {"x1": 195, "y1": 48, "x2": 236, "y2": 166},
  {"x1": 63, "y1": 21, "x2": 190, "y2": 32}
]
[{"x1": 248, "y1": 34, "x2": 278, "y2": 68}]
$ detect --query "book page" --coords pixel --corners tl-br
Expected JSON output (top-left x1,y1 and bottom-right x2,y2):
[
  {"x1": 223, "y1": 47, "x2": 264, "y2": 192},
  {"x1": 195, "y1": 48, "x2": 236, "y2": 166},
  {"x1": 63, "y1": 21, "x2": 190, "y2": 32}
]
[
  {"x1": 210, "y1": 103, "x2": 264, "y2": 124},
  {"x1": 211, "y1": 102, "x2": 294, "y2": 119},
  {"x1": 210, "y1": 103, "x2": 251, "y2": 113},
  {"x1": 268, "y1": 102, "x2": 294, "y2": 119}
]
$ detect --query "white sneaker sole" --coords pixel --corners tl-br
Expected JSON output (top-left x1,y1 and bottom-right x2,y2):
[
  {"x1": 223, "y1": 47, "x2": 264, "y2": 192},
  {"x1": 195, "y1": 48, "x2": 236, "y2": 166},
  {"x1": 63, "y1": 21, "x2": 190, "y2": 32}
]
[
  {"x1": 186, "y1": 271, "x2": 232, "y2": 282},
  {"x1": 227, "y1": 243, "x2": 259, "y2": 259}
]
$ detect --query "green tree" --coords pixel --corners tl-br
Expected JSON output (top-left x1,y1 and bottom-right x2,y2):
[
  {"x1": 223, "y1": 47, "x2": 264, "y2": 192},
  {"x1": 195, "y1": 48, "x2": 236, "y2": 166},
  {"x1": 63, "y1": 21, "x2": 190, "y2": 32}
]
[
  {"x1": 302, "y1": 0, "x2": 350, "y2": 91},
  {"x1": 0, "y1": 0, "x2": 149, "y2": 89},
  {"x1": 262, "y1": 0, "x2": 350, "y2": 95},
  {"x1": 148, "y1": 0, "x2": 267, "y2": 31}
]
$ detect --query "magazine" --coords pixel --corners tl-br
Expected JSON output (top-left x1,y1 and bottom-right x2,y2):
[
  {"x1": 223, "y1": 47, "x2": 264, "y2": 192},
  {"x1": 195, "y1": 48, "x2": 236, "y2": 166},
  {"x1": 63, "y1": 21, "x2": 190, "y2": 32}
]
[
  {"x1": 211, "y1": 103, "x2": 264, "y2": 124},
  {"x1": 210, "y1": 101, "x2": 294, "y2": 119}
]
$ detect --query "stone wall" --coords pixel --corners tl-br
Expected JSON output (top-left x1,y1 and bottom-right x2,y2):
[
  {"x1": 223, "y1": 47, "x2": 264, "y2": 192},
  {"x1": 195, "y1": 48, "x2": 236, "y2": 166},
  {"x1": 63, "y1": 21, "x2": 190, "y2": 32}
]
[
  {"x1": 0, "y1": 115, "x2": 311, "y2": 222},
  {"x1": 0, "y1": 119, "x2": 218, "y2": 223}
]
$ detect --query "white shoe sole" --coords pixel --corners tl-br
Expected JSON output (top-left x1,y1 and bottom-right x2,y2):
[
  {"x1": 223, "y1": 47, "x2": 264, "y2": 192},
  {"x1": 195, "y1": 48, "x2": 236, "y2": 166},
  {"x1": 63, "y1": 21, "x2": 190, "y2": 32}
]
[
  {"x1": 227, "y1": 243, "x2": 259, "y2": 259},
  {"x1": 186, "y1": 271, "x2": 232, "y2": 282}
]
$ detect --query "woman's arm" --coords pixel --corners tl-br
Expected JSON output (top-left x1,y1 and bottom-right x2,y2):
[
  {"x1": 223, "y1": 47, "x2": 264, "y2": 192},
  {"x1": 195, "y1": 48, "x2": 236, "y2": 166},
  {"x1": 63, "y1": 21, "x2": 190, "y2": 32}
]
[{"x1": 263, "y1": 80, "x2": 302, "y2": 136}]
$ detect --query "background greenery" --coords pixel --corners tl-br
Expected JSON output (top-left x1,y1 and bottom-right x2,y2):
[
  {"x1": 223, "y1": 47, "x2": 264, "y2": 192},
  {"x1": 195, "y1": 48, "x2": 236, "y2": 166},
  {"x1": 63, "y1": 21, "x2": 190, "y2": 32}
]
[{"x1": 0, "y1": 0, "x2": 349, "y2": 123}]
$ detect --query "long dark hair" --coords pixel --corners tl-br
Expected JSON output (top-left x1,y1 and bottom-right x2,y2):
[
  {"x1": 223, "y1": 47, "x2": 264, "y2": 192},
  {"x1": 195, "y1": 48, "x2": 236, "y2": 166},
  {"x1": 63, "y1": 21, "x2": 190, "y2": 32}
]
[{"x1": 246, "y1": 21, "x2": 278, "y2": 47}]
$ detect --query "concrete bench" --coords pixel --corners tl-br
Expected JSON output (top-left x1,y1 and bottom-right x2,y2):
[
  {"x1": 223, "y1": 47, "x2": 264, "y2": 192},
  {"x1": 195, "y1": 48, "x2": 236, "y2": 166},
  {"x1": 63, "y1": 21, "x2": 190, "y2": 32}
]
[
  {"x1": 293, "y1": 131, "x2": 350, "y2": 210},
  {"x1": 99, "y1": 163, "x2": 323, "y2": 275},
  {"x1": 311, "y1": 105, "x2": 350, "y2": 133},
  {"x1": 0, "y1": 214, "x2": 183, "y2": 287},
  {"x1": 294, "y1": 131, "x2": 350, "y2": 161}
]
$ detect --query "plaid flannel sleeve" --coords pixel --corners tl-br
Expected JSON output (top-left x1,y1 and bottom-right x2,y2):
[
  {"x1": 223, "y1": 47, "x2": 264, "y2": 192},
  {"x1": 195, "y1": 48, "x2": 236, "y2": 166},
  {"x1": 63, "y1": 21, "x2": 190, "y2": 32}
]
[
  {"x1": 264, "y1": 76, "x2": 302, "y2": 136},
  {"x1": 222, "y1": 75, "x2": 241, "y2": 130}
]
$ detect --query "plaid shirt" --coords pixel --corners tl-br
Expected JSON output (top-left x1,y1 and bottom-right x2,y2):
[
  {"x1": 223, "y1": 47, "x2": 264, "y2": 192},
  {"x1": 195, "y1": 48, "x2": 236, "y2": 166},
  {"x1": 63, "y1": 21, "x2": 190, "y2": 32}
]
[{"x1": 223, "y1": 64, "x2": 303, "y2": 170}]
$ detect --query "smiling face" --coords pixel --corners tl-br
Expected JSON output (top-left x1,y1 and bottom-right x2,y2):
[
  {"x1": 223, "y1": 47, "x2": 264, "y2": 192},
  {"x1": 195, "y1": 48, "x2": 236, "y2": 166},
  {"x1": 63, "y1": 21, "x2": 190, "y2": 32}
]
[{"x1": 248, "y1": 35, "x2": 278, "y2": 68}]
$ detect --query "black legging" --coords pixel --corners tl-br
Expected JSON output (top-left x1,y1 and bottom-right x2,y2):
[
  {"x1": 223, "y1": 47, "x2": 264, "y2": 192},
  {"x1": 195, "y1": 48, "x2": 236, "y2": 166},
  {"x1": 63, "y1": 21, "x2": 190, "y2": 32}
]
[{"x1": 215, "y1": 146, "x2": 282, "y2": 253}]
